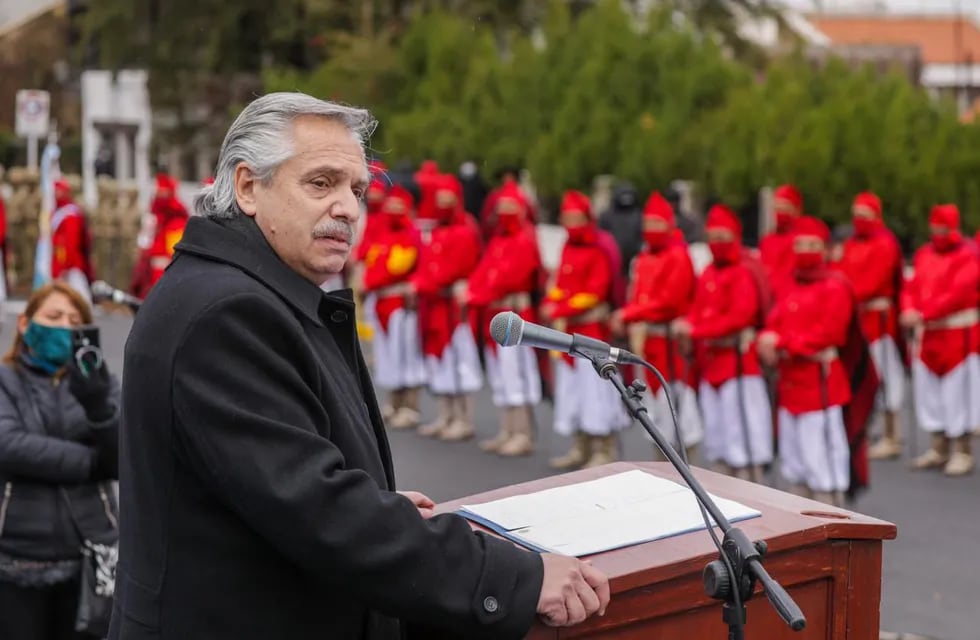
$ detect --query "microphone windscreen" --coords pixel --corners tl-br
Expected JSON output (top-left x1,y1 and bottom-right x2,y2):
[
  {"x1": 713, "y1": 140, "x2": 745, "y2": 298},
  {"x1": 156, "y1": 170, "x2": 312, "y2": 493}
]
[
  {"x1": 489, "y1": 311, "x2": 523, "y2": 347},
  {"x1": 91, "y1": 280, "x2": 114, "y2": 301}
]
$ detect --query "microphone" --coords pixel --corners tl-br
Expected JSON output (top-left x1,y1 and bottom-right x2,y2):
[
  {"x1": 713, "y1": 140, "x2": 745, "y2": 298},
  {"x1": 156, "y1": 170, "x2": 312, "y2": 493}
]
[
  {"x1": 489, "y1": 311, "x2": 643, "y2": 365},
  {"x1": 91, "y1": 280, "x2": 142, "y2": 311}
]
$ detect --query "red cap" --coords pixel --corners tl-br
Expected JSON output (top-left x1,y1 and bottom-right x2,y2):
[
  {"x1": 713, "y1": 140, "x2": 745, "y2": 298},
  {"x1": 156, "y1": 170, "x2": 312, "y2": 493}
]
[
  {"x1": 773, "y1": 184, "x2": 803, "y2": 213},
  {"x1": 382, "y1": 185, "x2": 415, "y2": 215},
  {"x1": 156, "y1": 173, "x2": 178, "y2": 197},
  {"x1": 929, "y1": 203, "x2": 960, "y2": 229},
  {"x1": 54, "y1": 177, "x2": 71, "y2": 193},
  {"x1": 853, "y1": 192, "x2": 882, "y2": 219},
  {"x1": 705, "y1": 204, "x2": 742, "y2": 237},
  {"x1": 794, "y1": 216, "x2": 830, "y2": 243},
  {"x1": 559, "y1": 190, "x2": 592, "y2": 219},
  {"x1": 368, "y1": 160, "x2": 387, "y2": 176},
  {"x1": 496, "y1": 182, "x2": 529, "y2": 216},
  {"x1": 643, "y1": 192, "x2": 675, "y2": 226}
]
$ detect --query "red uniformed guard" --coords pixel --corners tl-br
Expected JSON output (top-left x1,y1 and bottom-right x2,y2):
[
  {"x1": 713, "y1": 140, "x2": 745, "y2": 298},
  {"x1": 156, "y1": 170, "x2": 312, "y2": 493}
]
[
  {"x1": 836, "y1": 192, "x2": 906, "y2": 460},
  {"x1": 543, "y1": 191, "x2": 630, "y2": 470},
  {"x1": 760, "y1": 184, "x2": 803, "y2": 302},
  {"x1": 900, "y1": 204, "x2": 979, "y2": 476},
  {"x1": 758, "y1": 217, "x2": 858, "y2": 505},
  {"x1": 613, "y1": 192, "x2": 701, "y2": 457},
  {"x1": 50, "y1": 178, "x2": 94, "y2": 298},
  {"x1": 673, "y1": 204, "x2": 772, "y2": 480},
  {"x1": 466, "y1": 182, "x2": 543, "y2": 456},
  {"x1": 353, "y1": 161, "x2": 389, "y2": 266},
  {"x1": 410, "y1": 174, "x2": 484, "y2": 441},
  {"x1": 131, "y1": 174, "x2": 188, "y2": 298},
  {"x1": 362, "y1": 184, "x2": 428, "y2": 430}
]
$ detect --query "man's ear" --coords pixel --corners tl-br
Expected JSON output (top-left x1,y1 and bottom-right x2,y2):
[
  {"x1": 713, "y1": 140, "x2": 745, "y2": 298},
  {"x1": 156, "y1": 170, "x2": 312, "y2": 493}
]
[{"x1": 234, "y1": 163, "x2": 259, "y2": 217}]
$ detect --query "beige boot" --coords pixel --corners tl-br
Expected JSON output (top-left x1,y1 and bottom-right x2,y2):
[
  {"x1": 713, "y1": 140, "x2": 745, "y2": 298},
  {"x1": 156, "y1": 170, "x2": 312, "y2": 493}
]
[
  {"x1": 787, "y1": 484, "x2": 812, "y2": 499},
  {"x1": 381, "y1": 389, "x2": 401, "y2": 422},
  {"x1": 733, "y1": 465, "x2": 764, "y2": 483},
  {"x1": 912, "y1": 434, "x2": 949, "y2": 470},
  {"x1": 711, "y1": 462, "x2": 734, "y2": 476},
  {"x1": 583, "y1": 435, "x2": 618, "y2": 468},
  {"x1": 390, "y1": 387, "x2": 421, "y2": 430},
  {"x1": 944, "y1": 436, "x2": 975, "y2": 476},
  {"x1": 869, "y1": 411, "x2": 903, "y2": 460},
  {"x1": 811, "y1": 491, "x2": 842, "y2": 507},
  {"x1": 440, "y1": 395, "x2": 475, "y2": 442},
  {"x1": 418, "y1": 395, "x2": 453, "y2": 437},
  {"x1": 497, "y1": 407, "x2": 534, "y2": 457},
  {"x1": 549, "y1": 433, "x2": 591, "y2": 470},
  {"x1": 479, "y1": 408, "x2": 512, "y2": 452}
]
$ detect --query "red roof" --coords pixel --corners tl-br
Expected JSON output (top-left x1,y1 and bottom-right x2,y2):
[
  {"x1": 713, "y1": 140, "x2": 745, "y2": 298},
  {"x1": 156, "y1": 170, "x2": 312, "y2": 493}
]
[{"x1": 809, "y1": 14, "x2": 980, "y2": 65}]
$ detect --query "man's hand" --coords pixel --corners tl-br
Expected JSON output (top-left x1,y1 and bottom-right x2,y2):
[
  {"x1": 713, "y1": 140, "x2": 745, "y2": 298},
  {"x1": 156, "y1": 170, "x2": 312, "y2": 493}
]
[
  {"x1": 670, "y1": 318, "x2": 692, "y2": 338},
  {"x1": 609, "y1": 311, "x2": 626, "y2": 337},
  {"x1": 756, "y1": 331, "x2": 780, "y2": 367},
  {"x1": 537, "y1": 554, "x2": 610, "y2": 627},
  {"x1": 398, "y1": 491, "x2": 436, "y2": 519},
  {"x1": 671, "y1": 318, "x2": 693, "y2": 356},
  {"x1": 899, "y1": 309, "x2": 923, "y2": 330}
]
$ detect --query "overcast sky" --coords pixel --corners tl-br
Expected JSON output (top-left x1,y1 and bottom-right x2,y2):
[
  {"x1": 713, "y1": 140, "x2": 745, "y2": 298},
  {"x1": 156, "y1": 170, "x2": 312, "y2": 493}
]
[{"x1": 783, "y1": 0, "x2": 980, "y2": 18}]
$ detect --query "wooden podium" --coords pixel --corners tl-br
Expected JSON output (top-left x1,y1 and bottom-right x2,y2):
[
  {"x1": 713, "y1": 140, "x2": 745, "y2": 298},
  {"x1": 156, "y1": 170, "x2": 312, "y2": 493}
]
[{"x1": 436, "y1": 461, "x2": 897, "y2": 639}]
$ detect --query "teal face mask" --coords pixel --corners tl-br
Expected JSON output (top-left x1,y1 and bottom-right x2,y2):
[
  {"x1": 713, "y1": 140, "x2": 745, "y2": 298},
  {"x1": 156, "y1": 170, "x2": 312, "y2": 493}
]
[{"x1": 23, "y1": 321, "x2": 74, "y2": 370}]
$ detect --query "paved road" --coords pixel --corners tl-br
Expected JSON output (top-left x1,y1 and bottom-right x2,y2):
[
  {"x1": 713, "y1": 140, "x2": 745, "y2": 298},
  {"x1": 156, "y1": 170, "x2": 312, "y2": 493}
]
[{"x1": 4, "y1": 306, "x2": 972, "y2": 640}]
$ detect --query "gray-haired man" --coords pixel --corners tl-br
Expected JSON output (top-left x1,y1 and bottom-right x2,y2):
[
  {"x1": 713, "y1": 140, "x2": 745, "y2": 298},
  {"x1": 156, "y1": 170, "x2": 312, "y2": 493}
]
[{"x1": 111, "y1": 93, "x2": 609, "y2": 639}]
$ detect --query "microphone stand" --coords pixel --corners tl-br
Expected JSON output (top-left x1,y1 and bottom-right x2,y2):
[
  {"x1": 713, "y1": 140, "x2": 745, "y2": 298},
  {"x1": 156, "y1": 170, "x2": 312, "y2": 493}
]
[{"x1": 573, "y1": 339, "x2": 806, "y2": 639}]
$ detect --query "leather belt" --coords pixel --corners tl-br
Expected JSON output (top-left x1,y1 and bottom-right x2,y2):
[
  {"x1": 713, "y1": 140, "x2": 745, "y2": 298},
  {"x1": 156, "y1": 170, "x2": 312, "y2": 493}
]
[
  {"x1": 861, "y1": 297, "x2": 892, "y2": 312},
  {"x1": 926, "y1": 308, "x2": 980, "y2": 330},
  {"x1": 492, "y1": 292, "x2": 532, "y2": 311}
]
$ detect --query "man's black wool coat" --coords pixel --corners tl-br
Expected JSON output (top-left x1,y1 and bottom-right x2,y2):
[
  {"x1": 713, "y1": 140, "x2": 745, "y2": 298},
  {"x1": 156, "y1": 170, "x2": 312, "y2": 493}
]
[{"x1": 109, "y1": 214, "x2": 543, "y2": 639}]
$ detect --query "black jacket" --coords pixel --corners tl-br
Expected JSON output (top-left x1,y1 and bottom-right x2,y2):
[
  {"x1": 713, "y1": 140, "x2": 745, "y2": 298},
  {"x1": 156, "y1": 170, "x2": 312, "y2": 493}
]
[
  {"x1": 599, "y1": 183, "x2": 643, "y2": 277},
  {"x1": 109, "y1": 215, "x2": 543, "y2": 640},
  {"x1": 0, "y1": 361, "x2": 120, "y2": 562}
]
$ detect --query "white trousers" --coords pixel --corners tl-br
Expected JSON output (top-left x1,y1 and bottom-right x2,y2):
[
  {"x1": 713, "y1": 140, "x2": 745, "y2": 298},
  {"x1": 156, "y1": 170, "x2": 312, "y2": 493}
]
[
  {"x1": 485, "y1": 345, "x2": 542, "y2": 407},
  {"x1": 553, "y1": 358, "x2": 631, "y2": 436},
  {"x1": 372, "y1": 307, "x2": 428, "y2": 390},
  {"x1": 912, "y1": 355, "x2": 980, "y2": 438},
  {"x1": 779, "y1": 406, "x2": 850, "y2": 493},
  {"x1": 869, "y1": 336, "x2": 905, "y2": 413},
  {"x1": 426, "y1": 324, "x2": 484, "y2": 395},
  {"x1": 700, "y1": 377, "x2": 773, "y2": 468},
  {"x1": 642, "y1": 383, "x2": 703, "y2": 448}
]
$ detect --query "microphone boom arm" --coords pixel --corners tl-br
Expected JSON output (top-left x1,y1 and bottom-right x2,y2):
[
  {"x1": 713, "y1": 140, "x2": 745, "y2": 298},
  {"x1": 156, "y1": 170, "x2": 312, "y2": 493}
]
[{"x1": 577, "y1": 348, "x2": 806, "y2": 639}]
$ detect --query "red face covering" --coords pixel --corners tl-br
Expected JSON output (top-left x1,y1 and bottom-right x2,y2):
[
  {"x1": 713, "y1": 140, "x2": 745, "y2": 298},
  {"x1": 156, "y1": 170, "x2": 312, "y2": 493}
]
[
  {"x1": 794, "y1": 250, "x2": 825, "y2": 271},
  {"x1": 773, "y1": 184, "x2": 803, "y2": 233},
  {"x1": 932, "y1": 231, "x2": 961, "y2": 252},
  {"x1": 708, "y1": 241, "x2": 739, "y2": 265},
  {"x1": 567, "y1": 225, "x2": 597, "y2": 245},
  {"x1": 853, "y1": 217, "x2": 878, "y2": 238},
  {"x1": 775, "y1": 212, "x2": 796, "y2": 233},
  {"x1": 929, "y1": 204, "x2": 962, "y2": 252},
  {"x1": 643, "y1": 230, "x2": 671, "y2": 249},
  {"x1": 498, "y1": 213, "x2": 523, "y2": 236}
]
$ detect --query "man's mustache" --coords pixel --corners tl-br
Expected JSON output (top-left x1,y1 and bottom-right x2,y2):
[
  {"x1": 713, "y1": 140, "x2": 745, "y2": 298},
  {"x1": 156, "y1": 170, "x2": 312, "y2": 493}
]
[{"x1": 312, "y1": 220, "x2": 354, "y2": 243}]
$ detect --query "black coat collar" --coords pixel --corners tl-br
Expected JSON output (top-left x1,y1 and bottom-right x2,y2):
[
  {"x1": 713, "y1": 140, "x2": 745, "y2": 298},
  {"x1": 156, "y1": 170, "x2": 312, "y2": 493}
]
[{"x1": 175, "y1": 215, "x2": 354, "y2": 327}]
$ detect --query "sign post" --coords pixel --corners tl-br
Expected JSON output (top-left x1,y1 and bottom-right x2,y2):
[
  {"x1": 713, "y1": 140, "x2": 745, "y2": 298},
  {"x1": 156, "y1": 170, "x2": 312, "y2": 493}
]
[{"x1": 15, "y1": 90, "x2": 51, "y2": 169}]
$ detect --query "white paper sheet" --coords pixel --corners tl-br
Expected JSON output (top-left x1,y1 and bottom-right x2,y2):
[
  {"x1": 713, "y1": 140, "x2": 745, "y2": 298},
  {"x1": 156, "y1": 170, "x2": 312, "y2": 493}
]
[{"x1": 458, "y1": 469, "x2": 761, "y2": 557}]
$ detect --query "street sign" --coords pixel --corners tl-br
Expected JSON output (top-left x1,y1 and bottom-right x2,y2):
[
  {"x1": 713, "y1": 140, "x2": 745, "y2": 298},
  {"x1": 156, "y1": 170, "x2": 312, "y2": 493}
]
[{"x1": 15, "y1": 89, "x2": 50, "y2": 138}]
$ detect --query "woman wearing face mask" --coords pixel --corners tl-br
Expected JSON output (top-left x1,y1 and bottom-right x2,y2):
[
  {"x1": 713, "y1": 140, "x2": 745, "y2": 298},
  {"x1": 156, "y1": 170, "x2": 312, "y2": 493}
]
[{"x1": 0, "y1": 282, "x2": 120, "y2": 640}]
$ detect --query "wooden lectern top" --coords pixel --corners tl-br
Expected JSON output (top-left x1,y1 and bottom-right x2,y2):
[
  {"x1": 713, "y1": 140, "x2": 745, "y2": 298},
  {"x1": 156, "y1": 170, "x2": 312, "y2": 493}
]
[{"x1": 437, "y1": 462, "x2": 897, "y2": 639}]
